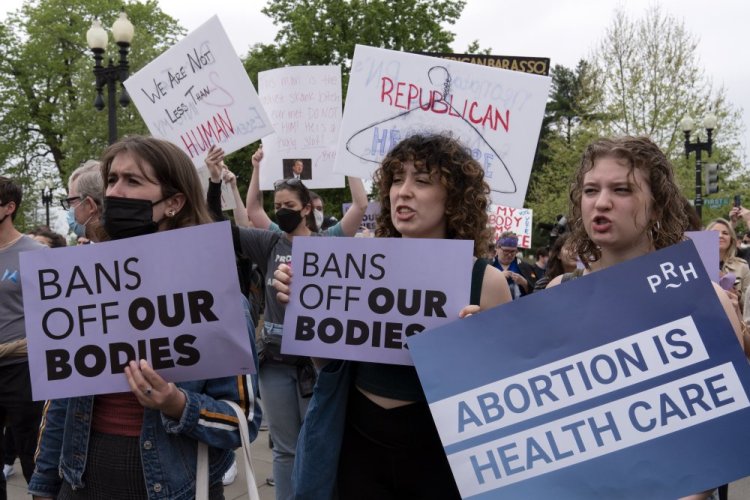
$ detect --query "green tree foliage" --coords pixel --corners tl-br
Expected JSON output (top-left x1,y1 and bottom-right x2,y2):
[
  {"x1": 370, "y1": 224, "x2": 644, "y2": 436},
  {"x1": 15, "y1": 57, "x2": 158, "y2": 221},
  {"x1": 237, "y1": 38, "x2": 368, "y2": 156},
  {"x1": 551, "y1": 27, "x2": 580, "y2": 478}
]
[
  {"x1": 590, "y1": 4, "x2": 746, "y2": 216},
  {"x1": 528, "y1": 6, "x2": 747, "y2": 231},
  {"x1": 0, "y1": 0, "x2": 183, "y2": 228},
  {"x1": 527, "y1": 61, "x2": 604, "y2": 241},
  {"x1": 230, "y1": 0, "x2": 467, "y2": 218}
]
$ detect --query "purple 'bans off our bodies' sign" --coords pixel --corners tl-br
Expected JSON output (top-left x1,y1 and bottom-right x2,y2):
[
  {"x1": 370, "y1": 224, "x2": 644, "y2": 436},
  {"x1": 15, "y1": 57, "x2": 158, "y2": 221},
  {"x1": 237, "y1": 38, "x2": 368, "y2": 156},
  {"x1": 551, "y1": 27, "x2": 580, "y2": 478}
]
[
  {"x1": 281, "y1": 237, "x2": 473, "y2": 365},
  {"x1": 20, "y1": 222, "x2": 254, "y2": 401}
]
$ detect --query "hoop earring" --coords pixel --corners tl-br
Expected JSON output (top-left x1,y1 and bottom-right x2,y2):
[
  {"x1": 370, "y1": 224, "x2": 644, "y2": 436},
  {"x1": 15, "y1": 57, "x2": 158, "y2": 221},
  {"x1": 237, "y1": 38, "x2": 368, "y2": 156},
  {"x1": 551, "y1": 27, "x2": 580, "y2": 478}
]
[{"x1": 649, "y1": 219, "x2": 661, "y2": 244}]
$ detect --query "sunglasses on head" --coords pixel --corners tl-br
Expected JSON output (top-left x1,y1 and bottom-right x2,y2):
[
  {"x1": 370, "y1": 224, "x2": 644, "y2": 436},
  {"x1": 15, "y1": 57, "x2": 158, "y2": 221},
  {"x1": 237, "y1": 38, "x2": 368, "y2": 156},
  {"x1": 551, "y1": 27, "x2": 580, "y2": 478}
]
[{"x1": 274, "y1": 178, "x2": 304, "y2": 190}]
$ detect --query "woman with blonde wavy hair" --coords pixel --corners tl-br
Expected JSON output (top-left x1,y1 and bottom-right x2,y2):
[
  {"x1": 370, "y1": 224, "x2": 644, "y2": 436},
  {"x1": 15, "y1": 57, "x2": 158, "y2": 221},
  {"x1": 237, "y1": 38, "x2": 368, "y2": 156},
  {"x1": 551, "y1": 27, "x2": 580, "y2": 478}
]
[{"x1": 706, "y1": 218, "x2": 750, "y2": 305}]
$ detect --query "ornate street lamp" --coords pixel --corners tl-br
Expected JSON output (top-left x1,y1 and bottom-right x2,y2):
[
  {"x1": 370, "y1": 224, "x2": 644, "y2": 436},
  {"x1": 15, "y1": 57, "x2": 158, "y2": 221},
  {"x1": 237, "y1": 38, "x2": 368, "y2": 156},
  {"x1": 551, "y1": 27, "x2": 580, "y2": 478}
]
[
  {"x1": 86, "y1": 10, "x2": 135, "y2": 145},
  {"x1": 681, "y1": 113, "x2": 717, "y2": 219},
  {"x1": 41, "y1": 186, "x2": 53, "y2": 227}
]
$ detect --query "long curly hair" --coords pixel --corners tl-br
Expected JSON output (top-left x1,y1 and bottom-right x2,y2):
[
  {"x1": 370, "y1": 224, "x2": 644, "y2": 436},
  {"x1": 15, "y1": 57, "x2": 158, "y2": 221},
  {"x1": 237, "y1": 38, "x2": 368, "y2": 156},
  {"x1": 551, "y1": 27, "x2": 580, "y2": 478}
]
[
  {"x1": 568, "y1": 136, "x2": 689, "y2": 263},
  {"x1": 373, "y1": 134, "x2": 492, "y2": 257}
]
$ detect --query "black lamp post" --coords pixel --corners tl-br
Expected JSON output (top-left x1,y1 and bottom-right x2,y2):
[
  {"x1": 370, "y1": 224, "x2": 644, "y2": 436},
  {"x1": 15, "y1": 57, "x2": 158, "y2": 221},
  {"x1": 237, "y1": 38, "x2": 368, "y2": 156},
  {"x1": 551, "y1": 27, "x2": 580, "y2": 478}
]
[
  {"x1": 41, "y1": 187, "x2": 53, "y2": 227},
  {"x1": 86, "y1": 10, "x2": 135, "y2": 145},
  {"x1": 681, "y1": 113, "x2": 717, "y2": 219}
]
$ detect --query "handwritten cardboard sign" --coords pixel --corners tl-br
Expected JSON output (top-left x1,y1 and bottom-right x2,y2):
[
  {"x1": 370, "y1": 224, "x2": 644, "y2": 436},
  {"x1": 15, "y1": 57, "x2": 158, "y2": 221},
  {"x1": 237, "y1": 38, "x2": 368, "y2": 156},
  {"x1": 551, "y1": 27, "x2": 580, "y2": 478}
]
[
  {"x1": 124, "y1": 16, "x2": 273, "y2": 167},
  {"x1": 281, "y1": 236, "x2": 472, "y2": 365},
  {"x1": 409, "y1": 241, "x2": 750, "y2": 498},
  {"x1": 258, "y1": 66, "x2": 345, "y2": 190},
  {"x1": 20, "y1": 222, "x2": 254, "y2": 401},
  {"x1": 334, "y1": 45, "x2": 550, "y2": 207},
  {"x1": 488, "y1": 204, "x2": 532, "y2": 248}
]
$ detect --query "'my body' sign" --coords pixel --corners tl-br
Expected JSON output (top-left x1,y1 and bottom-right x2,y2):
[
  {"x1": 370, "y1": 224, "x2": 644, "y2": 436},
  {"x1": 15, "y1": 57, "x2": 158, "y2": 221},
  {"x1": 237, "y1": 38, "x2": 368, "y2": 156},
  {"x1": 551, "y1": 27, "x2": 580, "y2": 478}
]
[
  {"x1": 20, "y1": 222, "x2": 254, "y2": 401},
  {"x1": 409, "y1": 241, "x2": 750, "y2": 499}
]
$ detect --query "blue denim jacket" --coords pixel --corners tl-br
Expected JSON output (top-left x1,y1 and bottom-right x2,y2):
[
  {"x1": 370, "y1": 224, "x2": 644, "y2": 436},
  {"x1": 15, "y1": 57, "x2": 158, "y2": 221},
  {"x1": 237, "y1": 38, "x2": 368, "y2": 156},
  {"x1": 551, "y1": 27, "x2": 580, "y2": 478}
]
[
  {"x1": 29, "y1": 298, "x2": 262, "y2": 500},
  {"x1": 293, "y1": 360, "x2": 352, "y2": 500}
]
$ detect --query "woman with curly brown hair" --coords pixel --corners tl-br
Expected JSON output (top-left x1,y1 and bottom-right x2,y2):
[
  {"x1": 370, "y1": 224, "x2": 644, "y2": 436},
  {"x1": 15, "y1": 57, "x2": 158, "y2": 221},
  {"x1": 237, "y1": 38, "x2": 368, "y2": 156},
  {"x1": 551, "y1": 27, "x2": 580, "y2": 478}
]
[
  {"x1": 548, "y1": 136, "x2": 746, "y2": 500},
  {"x1": 274, "y1": 133, "x2": 511, "y2": 499},
  {"x1": 550, "y1": 137, "x2": 742, "y2": 333}
]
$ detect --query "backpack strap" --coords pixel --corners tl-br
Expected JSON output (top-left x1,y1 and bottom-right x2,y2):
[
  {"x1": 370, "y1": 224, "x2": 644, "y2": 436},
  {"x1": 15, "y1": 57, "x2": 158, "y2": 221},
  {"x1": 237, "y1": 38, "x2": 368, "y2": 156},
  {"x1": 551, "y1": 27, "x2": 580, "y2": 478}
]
[{"x1": 470, "y1": 258, "x2": 489, "y2": 306}]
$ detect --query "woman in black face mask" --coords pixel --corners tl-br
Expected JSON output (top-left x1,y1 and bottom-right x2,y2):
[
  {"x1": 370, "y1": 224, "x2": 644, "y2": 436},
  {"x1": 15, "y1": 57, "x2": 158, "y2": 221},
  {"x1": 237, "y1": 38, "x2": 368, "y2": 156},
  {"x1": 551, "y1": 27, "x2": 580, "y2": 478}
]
[
  {"x1": 30, "y1": 136, "x2": 262, "y2": 500},
  {"x1": 231, "y1": 145, "x2": 367, "y2": 500}
]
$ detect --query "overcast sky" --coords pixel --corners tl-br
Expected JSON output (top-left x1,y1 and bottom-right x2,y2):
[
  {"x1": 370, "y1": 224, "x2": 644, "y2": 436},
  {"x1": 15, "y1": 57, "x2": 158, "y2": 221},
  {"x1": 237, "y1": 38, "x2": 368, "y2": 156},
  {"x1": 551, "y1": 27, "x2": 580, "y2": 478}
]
[{"x1": 2, "y1": 0, "x2": 748, "y2": 153}]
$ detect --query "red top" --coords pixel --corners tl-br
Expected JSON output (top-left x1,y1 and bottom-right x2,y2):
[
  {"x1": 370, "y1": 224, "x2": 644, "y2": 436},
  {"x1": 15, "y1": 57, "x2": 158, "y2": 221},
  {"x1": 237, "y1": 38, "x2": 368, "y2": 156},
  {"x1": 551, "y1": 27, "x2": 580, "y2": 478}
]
[{"x1": 92, "y1": 392, "x2": 144, "y2": 437}]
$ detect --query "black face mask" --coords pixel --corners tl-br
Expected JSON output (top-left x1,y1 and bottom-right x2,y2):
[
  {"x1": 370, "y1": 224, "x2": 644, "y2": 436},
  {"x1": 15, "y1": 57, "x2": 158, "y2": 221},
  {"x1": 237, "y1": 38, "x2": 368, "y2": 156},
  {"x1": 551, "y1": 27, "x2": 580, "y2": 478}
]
[
  {"x1": 276, "y1": 207, "x2": 303, "y2": 233},
  {"x1": 103, "y1": 196, "x2": 164, "y2": 240}
]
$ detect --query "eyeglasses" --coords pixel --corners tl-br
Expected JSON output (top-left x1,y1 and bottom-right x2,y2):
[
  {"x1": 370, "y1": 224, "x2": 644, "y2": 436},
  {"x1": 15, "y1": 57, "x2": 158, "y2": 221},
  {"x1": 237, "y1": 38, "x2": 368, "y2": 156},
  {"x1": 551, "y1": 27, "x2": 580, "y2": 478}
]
[
  {"x1": 274, "y1": 178, "x2": 304, "y2": 190},
  {"x1": 60, "y1": 196, "x2": 81, "y2": 210},
  {"x1": 497, "y1": 248, "x2": 517, "y2": 255}
]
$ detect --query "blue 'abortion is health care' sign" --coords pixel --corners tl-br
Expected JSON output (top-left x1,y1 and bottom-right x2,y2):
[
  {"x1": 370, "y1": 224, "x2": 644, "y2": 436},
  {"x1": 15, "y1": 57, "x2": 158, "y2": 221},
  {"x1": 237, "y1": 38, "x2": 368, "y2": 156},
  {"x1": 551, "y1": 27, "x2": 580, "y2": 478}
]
[{"x1": 409, "y1": 240, "x2": 750, "y2": 499}]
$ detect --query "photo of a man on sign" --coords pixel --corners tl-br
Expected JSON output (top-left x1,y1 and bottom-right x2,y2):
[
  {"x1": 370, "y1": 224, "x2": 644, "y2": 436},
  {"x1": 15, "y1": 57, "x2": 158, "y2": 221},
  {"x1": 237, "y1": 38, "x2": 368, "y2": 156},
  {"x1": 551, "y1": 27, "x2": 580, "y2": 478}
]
[{"x1": 283, "y1": 158, "x2": 312, "y2": 180}]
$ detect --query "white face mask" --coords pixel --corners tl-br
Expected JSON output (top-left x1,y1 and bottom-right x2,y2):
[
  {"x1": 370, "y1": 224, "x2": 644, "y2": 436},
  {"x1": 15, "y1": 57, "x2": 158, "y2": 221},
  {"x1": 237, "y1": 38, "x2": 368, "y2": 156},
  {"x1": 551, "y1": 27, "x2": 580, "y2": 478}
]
[
  {"x1": 741, "y1": 243, "x2": 750, "y2": 250},
  {"x1": 314, "y1": 209, "x2": 324, "y2": 231}
]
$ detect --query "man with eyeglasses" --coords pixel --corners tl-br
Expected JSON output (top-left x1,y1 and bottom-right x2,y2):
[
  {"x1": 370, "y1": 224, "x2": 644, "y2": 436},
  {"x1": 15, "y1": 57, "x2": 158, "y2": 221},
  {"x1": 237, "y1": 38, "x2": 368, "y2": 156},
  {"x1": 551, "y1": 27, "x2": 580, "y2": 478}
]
[
  {"x1": 491, "y1": 231, "x2": 537, "y2": 300},
  {"x1": 0, "y1": 177, "x2": 45, "y2": 498},
  {"x1": 63, "y1": 160, "x2": 103, "y2": 242}
]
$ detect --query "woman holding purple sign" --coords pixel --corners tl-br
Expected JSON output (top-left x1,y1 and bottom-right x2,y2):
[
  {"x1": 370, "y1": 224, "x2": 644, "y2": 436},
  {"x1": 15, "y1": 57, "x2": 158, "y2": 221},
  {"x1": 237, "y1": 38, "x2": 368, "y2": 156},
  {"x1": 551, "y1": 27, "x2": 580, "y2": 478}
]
[
  {"x1": 274, "y1": 133, "x2": 512, "y2": 499},
  {"x1": 29, "y1": 136, "x2": 262, "y2": 500}
]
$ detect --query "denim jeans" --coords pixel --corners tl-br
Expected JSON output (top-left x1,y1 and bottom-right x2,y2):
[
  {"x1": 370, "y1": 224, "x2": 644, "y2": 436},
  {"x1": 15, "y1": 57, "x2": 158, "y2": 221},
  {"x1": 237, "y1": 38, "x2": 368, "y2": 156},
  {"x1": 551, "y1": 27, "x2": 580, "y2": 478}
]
[{"x1": 259, "y1": 323, "x2": 311, "y2": 500}]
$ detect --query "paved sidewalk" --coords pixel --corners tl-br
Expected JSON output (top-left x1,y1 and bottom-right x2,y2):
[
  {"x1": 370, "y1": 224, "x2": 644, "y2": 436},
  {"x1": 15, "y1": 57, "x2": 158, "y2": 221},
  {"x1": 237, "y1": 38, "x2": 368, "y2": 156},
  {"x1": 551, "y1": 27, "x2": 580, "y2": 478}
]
[{"x1": 6, "y1": 428, "x2": 275, "y2": 500}]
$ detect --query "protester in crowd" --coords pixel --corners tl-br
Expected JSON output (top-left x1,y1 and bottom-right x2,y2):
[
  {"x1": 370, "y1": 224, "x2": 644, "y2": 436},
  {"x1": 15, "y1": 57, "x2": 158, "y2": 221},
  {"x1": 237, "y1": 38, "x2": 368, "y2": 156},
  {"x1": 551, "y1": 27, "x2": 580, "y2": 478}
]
[
  {"x1": 546, "y1": 136, "x2": 747, "y2": 500},
  {"x1": 239, "y1": 145, "x2": 367, "y2": 500},
  {"x1": 491, "y1": 231, "x2": 537, "y2": 299},
  {"x1": 27, "y1": 226, "x2": 67, "y2": 248},
  {"x1": 739, "y1": 231, "x2": 750, "y2": 262},
  {"x1": 533, "y1": 232, "x2": 578, "y2": 291},
  {"x1": 706, "y1": 218, "x2": 750, "y2": 310},
  {"x1": 29, "y1": 136, "x2": 262, "y2": 500},
  {"x1": 531, "y1": 246, "x2": 549, "y2": 278},
  {"x1": 0, "y1": 177, "x2": 46, "y2": 500},
  {"x1": 309, "y1": 191, "x2": 338, "y2": 230},
  {"x1": 273, "y1": 133, "x2": 512, "y2": 499},
  {"x1": 485, "y1": 241, "x2": 496, "y2": 260},
  {"x1": 64, "y1": 160, "x2": 101, "y2": 241}
]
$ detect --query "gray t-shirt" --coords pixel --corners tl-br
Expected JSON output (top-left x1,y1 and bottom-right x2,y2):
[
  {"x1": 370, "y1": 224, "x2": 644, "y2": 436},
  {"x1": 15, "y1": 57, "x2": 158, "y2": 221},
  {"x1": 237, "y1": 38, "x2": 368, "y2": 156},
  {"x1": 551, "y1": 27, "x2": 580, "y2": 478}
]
[
  {"x1": 238, "y1": 223, "x2": 344, "y2": 325},
  {"x1": 0, "y1": 235, "x2": 44, "y2": 365}
]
